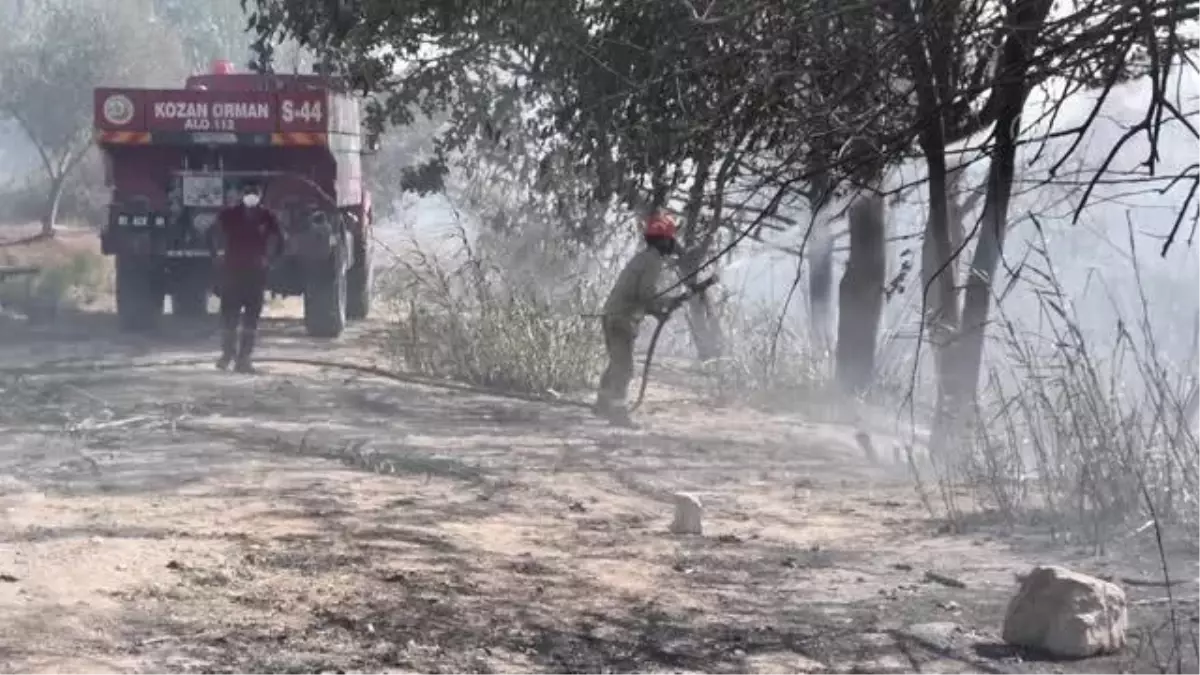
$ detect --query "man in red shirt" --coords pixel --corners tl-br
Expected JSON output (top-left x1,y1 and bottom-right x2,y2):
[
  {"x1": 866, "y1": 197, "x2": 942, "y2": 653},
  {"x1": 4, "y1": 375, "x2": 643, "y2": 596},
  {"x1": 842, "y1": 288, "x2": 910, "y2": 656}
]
[{"x1": 211, "y1": 182, "x2": 283, "y2": 373}]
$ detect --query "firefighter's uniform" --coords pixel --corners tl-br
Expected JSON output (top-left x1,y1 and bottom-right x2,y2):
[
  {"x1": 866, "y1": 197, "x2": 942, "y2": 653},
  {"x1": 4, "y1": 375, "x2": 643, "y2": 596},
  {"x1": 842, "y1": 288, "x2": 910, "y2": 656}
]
[{"x1": 595, "y1": 215, "x2": 679, "y2": 425}]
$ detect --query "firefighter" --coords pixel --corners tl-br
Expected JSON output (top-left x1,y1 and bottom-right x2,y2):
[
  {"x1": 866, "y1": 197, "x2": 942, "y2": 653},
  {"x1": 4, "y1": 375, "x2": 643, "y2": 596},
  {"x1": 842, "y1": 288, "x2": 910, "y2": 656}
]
[
  {"x1": 212, "y1": 182, "x2": 283, "y2": 373},
  {"x1": 595, "y1": 212, "x2": 685, "y2": 427}
]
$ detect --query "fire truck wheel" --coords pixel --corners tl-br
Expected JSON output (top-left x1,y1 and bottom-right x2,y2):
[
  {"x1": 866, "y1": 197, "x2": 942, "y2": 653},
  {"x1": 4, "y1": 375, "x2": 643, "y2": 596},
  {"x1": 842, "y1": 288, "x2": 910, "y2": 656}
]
[
  {"x1": 115, "y1": 256, "x2": 164, "y2": 332},
  {"x1": 346, "y1": 235, "x2": 372, "y2": 321},
  {"x1": 303, "y1": 258, "x2": 346, "y2": 339}
]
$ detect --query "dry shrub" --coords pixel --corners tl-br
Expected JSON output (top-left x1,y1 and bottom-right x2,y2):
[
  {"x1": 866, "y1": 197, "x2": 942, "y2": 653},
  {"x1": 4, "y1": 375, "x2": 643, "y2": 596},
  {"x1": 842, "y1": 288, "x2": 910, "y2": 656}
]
[
  {"x1": 697, "y1": 289, "x2": 919, "y2": 431},
  {"x1": 380, "y1": 225, "x2": 611, "y2": 396},
  {"x1": 925, "y1": 242, "x2": 1199, "y2": 552},
  {"x1": 0, "y1": 249, "x2": 108, "y2": 321},
  {"x1": 702, "y1": 299, "x2": 830, "y2": 410}
]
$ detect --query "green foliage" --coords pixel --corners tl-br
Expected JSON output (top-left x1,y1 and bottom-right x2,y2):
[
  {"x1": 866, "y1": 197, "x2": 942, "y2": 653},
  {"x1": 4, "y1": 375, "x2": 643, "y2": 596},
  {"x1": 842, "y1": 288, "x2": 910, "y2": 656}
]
[
  {"x1": 241, "y1": 0, "x2": 1197, "y2": 215},
  {"x1": 237, "y1": 0, "x2": 916, "y2": 224}
]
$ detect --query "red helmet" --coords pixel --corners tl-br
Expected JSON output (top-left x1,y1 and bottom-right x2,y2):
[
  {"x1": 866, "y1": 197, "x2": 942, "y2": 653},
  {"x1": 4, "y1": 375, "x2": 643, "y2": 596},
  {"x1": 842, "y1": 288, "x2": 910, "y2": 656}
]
[{"x1": 645, "y1": 213, "x2": 676, "y2": 239}]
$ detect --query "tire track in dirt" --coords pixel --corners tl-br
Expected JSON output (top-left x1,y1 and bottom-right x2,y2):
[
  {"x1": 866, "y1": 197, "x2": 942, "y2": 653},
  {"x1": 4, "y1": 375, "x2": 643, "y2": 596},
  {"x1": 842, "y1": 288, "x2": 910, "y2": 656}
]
[{"x1": 0, "y1": 313, "x2": 1193, "y2": 673}]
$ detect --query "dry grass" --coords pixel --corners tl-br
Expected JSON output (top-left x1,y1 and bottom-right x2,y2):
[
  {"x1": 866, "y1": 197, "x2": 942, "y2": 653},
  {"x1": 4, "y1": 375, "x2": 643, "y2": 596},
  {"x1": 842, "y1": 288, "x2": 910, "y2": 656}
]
[
  {"x1": 911, "y1": 241, "x2": 1200, "y2": 551},
  {"x1": 689, "y1": 292, "x2": 921, "y2": 435},
  {"x1": 901, "y1": 235, "x2": 1199, "y2": 672},
  {"x1": 692, "y1": 237, "x2": 1197, "y2": 558},
  {"x1": 0, "y1": 232, "x2": 109, "y2": 321},
  {"x1": 378, "y1": 225, "x2": 611, "y2": 397},
  {"x1": 699, "y1": 300, "x2": 831, "y2": 411}
]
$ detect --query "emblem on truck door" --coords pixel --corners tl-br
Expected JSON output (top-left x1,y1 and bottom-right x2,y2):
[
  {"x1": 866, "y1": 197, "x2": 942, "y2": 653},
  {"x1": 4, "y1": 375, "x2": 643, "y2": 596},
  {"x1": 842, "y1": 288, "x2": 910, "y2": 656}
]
[{"x1": 103, "y1": 94, "x2": 135, "y2": 126}]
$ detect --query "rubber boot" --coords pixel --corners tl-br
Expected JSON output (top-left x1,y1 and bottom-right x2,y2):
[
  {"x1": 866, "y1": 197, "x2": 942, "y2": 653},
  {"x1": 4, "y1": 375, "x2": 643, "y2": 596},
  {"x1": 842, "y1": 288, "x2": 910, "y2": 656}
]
[
  {"x1": 234, "y1": 329, "x2": 257, "y2": 374},
  {"x1": 216, "y1": 327, "x2": 237, "y2": 370}
]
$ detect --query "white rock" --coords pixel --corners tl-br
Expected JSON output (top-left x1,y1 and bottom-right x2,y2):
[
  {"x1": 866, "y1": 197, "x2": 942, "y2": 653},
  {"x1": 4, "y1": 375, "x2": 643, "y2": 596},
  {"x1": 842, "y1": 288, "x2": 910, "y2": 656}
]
[
  {"x1": 743, "y1": 651, "x2": 827, "y2": 673},
  {"x1": 1002, "y1": 565, "x2": 1128, "y2": 658},
  {"x1": 670, "y1": 492, "x2": 703, "y2": 535}
]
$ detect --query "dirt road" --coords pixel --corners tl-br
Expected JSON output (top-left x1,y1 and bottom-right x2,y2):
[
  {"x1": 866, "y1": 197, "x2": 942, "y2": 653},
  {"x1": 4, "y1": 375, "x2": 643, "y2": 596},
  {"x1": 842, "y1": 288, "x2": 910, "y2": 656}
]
[{"x1": 0, "y1": 309, "x2": 1194, "y2": 674}]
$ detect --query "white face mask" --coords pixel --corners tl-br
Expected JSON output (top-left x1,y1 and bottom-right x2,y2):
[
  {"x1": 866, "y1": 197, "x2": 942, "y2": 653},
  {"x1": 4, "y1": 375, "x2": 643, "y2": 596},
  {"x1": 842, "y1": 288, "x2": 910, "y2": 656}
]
[{"x1": 241, "y1": 193, "x2": 261, "y2": 208}]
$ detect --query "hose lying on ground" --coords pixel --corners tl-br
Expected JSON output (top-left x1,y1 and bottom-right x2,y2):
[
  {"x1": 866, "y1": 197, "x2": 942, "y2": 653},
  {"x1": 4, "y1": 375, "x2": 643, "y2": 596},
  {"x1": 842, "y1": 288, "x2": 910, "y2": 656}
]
[{"x1": 0, "y1": 355, "x2": 594, "y2": 411}]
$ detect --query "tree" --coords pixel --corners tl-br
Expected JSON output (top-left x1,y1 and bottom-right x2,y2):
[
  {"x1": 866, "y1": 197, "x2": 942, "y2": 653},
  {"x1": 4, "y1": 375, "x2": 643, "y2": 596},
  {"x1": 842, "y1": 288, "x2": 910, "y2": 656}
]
[
  {"x1": 764, "y1": 0, "x2": 915, "y2": 371},
  {"x1": 885, "y1": 0, "x2": 1196, "y2": 446},
  {"x1": 805, "y1": 174, "x2": 837, "y2": 355},
  {"x1": 942, "y1": 0, "x2": 1056, "y2": 432},
  {"x1": 0, "y1": 0, "x2": 188, "y2": 235},
  {"x1": 834, "y1": 139, "x2": 888, "y2": 395}
]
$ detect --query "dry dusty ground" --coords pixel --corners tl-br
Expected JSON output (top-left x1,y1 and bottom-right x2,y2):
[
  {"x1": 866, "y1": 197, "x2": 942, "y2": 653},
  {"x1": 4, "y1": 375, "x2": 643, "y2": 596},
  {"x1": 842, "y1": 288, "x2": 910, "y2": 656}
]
[{"x1": 0, "y1": 236, "x2": 1196, "y2": 673}]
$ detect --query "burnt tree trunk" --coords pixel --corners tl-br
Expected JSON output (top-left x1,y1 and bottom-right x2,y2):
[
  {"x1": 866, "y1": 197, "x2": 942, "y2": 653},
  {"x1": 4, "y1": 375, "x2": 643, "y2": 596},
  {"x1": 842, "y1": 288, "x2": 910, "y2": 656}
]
[
  {"x1": 920, "y1": 163, "x2": 984, "y2": 445},
  {"x1": 945, "y1": 0, "x2": 1051, "y2": 418},
  {"x1": 886, "y1": 0, "x2": 969, "y2": 455},
  {"x1": 809, "y1": 230, "x2": 835, "y2": 354},
  {"x1": 943, "y1": 164, "x2": 986, "y2": 300},
  {"x1": 946, "y1": 165, "x2": 972, "y2": 269},
  {"x1": 919, "y1": 153, "x2": 961, "y2": 453},
  {"x1": 808, "y1": 170, "x2": 835, "y2": 356},
  {"x1": 835, "y1": 194, "x2": 886, "y2": 395},
  {"x1": 685, "y1": 291, "x2": 722, "y2": 360}
]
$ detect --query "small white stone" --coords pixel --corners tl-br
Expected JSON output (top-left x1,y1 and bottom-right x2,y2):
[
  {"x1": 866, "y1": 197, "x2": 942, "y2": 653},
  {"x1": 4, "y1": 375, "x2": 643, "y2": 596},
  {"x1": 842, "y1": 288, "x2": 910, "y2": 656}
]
[{"x1": 670, "y1": 492, "x2": 703, "y2": 535}]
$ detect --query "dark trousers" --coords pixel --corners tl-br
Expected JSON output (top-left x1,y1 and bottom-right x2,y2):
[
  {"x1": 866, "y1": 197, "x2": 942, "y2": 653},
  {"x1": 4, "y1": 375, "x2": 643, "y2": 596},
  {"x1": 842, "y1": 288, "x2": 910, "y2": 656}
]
[
  {"x1": 597, "y1": 317, "x2": 638, "y2": 409},
  {"x1": 218, "y1": 267, "x2": 267, "y2": 362},
  {"x1": 219, "y1": 267, "x2": 267, "y2": 333}
]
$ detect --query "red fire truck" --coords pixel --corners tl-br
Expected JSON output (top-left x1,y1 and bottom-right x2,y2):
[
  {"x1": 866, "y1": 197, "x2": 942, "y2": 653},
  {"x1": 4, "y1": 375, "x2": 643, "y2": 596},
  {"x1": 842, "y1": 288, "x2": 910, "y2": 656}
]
[{"x1": 93, "y1": 59, "x2": 374, "y2": 338}]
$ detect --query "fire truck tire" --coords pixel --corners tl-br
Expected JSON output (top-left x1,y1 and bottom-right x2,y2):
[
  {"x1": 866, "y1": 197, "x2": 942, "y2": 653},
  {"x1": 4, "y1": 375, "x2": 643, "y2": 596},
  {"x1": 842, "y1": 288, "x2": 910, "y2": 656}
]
[
  {"x1": 115, "y1": 256, "x2": 164, "y2": 332},
  {"x1": 346, "y1": 235, "x2": 372, "y2": 321},
  {"x1": 303, "y1": 258, "x2": 346, "y2": 339}
]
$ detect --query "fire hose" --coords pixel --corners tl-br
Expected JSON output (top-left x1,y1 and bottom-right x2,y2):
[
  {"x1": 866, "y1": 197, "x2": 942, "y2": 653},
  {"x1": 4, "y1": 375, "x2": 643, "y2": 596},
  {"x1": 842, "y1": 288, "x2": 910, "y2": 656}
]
[
  {"x1": 628, "y1": 275, "x2": 719, "y2": 413},
  {"x1": 0, "y1": 355, "x2": 596, "y2": 411}
]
